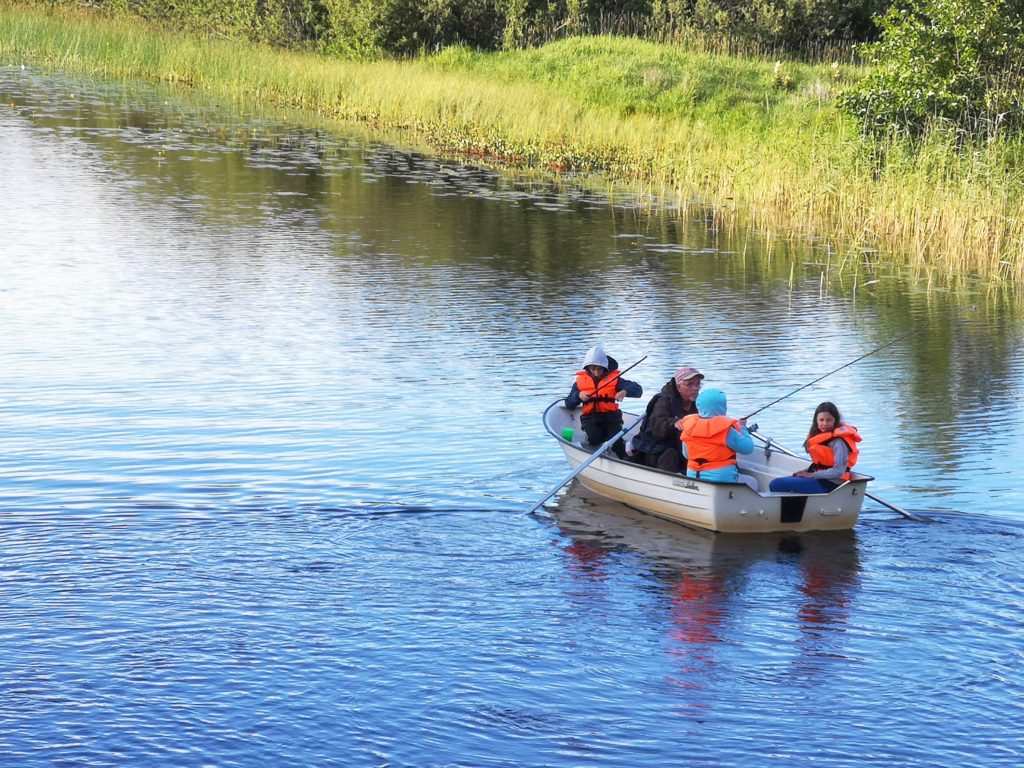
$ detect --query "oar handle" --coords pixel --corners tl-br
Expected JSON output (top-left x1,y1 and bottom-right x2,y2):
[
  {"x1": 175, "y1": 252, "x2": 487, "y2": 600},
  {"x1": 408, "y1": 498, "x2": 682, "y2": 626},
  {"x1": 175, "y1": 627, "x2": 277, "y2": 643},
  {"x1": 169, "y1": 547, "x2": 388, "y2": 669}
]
[
  {"x1": 529, "y1": 414, "x2": 643, "y2": 513},
  {"x1": 749, "y1": 430, "x2": 920, "y2": 521}
]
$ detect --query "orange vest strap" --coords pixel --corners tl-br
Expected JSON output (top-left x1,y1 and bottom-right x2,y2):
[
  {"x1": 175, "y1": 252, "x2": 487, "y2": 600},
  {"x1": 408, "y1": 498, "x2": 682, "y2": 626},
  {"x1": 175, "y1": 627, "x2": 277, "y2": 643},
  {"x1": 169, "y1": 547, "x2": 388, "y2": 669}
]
[{"x1": 575, "y1": 369, "x2": 622, "y2": 415}]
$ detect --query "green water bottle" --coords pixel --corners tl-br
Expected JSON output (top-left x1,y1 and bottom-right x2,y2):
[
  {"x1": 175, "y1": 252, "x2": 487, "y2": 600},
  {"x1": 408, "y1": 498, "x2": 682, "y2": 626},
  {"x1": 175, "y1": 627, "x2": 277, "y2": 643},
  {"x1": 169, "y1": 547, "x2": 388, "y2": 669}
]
[{"x1": 561, "y1": 427, "x2": 574, "y2": 441}]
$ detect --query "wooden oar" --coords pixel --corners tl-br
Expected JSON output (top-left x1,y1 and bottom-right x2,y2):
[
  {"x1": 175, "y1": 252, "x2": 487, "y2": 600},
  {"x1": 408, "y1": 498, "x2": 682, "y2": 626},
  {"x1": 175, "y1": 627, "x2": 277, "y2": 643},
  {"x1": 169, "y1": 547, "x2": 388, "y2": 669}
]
[
  {"x1": 529, "y1": 415, "x2": 644, "y2": 514},
  {"x1": 750, "y1": 430, "x2": 921, "y2": 521}
]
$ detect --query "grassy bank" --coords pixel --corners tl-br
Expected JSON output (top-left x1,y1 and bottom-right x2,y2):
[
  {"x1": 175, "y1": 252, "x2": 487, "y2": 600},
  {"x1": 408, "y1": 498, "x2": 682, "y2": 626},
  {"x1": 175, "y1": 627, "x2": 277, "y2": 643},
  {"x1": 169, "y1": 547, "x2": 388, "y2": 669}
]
[{"x1": 3, "y1": 3, "x2": 1023, "y2": 284}]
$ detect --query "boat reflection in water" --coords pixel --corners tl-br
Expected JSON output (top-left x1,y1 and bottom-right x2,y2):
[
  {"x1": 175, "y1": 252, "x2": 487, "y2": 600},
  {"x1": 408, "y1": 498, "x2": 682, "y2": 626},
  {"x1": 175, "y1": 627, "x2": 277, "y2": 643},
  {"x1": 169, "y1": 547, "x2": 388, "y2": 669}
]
[{"x1": 541, "y1": 485, "x2": 862, "y2": 703}]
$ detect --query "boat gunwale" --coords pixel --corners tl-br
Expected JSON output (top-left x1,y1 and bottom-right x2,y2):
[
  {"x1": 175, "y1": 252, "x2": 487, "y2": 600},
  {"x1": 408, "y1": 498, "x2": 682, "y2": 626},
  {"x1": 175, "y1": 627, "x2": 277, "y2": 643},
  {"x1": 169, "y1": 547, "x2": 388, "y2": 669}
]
[{"x1": 541, "y1": 399, "x2": 872, "y2": 532}]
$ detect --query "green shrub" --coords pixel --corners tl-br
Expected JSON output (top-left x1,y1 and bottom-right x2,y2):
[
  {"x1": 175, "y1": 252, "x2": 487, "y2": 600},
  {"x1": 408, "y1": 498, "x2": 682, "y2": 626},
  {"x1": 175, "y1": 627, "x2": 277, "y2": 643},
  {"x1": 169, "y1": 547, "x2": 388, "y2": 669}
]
[
  {"x1": 839, "y1": 0, "x2": 1024, "y2": 138},
  {"x1": 317, "y1": 0, "x2": 503, "y2": 57},
  {"x1": 24, "y1": 0, "x2": 886, "y2": 58},
  {"x1": 685, "y1": 0, "x2": 886, "y2": 51}
]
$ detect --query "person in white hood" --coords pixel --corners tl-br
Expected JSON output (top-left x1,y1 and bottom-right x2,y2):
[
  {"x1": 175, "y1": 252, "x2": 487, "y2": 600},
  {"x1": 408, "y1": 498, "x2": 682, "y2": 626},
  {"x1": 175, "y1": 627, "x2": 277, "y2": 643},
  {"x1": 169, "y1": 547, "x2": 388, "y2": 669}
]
[{"x1": 564, "y1": 345, "x2": 642, "y2": 458}]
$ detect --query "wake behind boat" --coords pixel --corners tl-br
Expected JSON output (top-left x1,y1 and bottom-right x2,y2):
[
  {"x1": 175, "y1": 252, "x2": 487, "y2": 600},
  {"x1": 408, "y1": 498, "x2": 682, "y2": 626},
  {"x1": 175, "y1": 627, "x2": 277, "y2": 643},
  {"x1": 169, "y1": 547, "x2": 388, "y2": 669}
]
[{"x1": 542, "y1": 400, "x2": 874, "y2": 533}]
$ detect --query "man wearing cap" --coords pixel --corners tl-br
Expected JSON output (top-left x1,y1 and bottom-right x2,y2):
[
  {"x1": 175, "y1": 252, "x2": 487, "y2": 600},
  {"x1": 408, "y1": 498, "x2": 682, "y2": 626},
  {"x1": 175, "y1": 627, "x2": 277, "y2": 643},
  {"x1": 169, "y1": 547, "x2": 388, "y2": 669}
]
[{"x1": 629, "y1": 366, "x2": 704, "y2": 473}]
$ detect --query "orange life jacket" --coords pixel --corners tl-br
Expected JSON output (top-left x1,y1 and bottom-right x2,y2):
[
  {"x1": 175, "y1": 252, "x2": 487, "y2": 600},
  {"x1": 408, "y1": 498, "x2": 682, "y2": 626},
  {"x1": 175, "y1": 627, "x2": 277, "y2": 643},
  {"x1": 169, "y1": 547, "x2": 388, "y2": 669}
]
[
  {"x1": 575, "y1": 369, "x2": 622, "y2": 415},
  {"x1": 807, "y1": 423, "x2": 861, "y2": 480},
  {"x1": 680, "y1": 414, "x2": 741, "y2": 473}
]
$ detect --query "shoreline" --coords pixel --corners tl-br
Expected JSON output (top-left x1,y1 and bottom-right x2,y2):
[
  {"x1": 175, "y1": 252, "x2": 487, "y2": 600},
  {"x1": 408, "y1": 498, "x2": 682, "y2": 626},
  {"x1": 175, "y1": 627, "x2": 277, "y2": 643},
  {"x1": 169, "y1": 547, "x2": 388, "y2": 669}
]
[{"x1": 2, "y1": 3, "x2": 1022, "y2": 285}]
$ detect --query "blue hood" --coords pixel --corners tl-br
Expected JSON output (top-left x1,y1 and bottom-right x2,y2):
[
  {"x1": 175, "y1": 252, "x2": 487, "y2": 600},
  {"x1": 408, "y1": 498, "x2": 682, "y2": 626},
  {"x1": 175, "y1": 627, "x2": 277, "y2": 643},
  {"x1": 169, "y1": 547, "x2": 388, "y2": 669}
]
[{"x1": 696, "y1": 388, "x2": 727, "y2": 418}]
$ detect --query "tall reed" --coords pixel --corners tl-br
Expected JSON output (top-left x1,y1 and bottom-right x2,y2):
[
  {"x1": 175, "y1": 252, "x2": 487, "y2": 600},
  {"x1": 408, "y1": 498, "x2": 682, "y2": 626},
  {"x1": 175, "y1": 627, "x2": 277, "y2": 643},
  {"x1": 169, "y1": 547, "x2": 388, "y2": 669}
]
[{"x1": 2, "y1": 3, "x2": 1022, "y2": 284}]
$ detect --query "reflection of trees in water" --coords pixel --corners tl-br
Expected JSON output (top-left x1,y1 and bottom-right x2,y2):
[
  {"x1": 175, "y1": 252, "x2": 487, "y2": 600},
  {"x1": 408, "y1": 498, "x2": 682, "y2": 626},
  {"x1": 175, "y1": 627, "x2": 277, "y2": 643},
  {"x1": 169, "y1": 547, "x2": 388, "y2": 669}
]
[{"x1": 16, "y1": 70, "x2": 1024, "y2": 494}]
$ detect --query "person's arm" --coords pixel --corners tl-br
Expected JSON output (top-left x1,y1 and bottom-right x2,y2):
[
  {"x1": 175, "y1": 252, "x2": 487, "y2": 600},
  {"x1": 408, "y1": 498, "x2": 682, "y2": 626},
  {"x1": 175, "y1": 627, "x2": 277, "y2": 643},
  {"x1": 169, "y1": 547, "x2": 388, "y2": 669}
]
[
  {"x1": 809, "y1": 439, "x2": 849, "y2": 479},
  {"x1": 564, "y1": 382, "x2": 582, "y2": 410},
  {"x1": 615, "y1": 378, "x2": 643, "y2": 400},
  {"x1": 727, "y1": 423, "x2": 754, "y2": 455},
  {"x1": 648, "y1": 395, "x2": 681, "y2": 442}
]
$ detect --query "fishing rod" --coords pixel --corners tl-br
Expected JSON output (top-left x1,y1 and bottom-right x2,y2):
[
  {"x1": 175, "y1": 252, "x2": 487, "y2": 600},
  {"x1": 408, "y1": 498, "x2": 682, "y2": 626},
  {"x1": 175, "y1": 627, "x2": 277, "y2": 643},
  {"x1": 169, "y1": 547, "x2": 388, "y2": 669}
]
[
  {"x1": 530, "y1": 355, "x2": 648, "y2": 513},
  {"x1": 740, "y1": 329, "x2": 921, "y2": 421},
  {"x1": 748, "y1": 428, "x2": 921, "y2": 521},
  {"x1": 579, "y1": 355, "x2": 647, "y2": 402},
  {"x1": 603, "y1": 354, "x2": 647, "y2": 385},
  {"x1": 607, "y1": 354, "x2": 647, "y2": 384}
]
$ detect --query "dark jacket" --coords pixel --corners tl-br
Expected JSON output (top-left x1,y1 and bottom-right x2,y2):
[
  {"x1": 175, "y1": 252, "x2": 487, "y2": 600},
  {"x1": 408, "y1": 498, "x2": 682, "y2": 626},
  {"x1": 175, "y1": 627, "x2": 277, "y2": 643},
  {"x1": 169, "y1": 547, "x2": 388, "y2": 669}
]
[{"x1": 631, "y1": 378, "x2": 698, "y2": 457}]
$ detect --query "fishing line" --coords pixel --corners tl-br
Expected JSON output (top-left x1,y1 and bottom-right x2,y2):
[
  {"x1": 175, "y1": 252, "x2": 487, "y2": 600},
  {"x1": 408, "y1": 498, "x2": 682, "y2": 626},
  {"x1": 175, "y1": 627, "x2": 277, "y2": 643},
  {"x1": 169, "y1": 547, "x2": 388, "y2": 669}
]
[{"x1": 740, "y1": 329, "x2": 922, "y2": 421}]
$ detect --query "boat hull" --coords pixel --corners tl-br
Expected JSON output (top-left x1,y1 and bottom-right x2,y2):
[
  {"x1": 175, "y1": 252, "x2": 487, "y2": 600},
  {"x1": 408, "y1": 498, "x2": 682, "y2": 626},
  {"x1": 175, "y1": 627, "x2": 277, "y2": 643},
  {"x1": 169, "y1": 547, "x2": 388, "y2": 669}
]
[{"x1": 543, "y1": 401, "x2": 871, "y2": 533}]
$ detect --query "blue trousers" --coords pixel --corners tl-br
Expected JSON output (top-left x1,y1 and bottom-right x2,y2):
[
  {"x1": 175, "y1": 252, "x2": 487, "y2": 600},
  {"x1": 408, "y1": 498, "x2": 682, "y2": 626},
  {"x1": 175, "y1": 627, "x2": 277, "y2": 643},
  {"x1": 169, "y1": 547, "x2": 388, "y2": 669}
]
[{"x1": 768, "y1": 476, "x2": 838, "y2": 494}]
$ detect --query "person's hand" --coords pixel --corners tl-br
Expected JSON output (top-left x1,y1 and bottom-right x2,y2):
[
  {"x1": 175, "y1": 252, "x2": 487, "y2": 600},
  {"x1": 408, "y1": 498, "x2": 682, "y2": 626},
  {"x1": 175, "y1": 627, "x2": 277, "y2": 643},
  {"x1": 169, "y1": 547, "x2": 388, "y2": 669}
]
[
  {"x1": 580, "y1": 392, "x2": 591, "y2": 402},
  {"x1": 615, "y1": 390, "x2": 626, "y2": 401},
  {"x1": 794, "y1": 470, "x2": 813, "y2": 478},
  {"x1": 675, "y1": 418, "x2": 685, "y2": 431}
]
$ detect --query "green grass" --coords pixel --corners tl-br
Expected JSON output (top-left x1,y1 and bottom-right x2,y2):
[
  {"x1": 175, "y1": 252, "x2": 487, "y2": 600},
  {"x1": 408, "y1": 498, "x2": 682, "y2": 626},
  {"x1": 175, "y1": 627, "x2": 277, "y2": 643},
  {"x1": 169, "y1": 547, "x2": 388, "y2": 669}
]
[{"x1": 3, "y1": 3, "x2": 1023, "y2": 284}]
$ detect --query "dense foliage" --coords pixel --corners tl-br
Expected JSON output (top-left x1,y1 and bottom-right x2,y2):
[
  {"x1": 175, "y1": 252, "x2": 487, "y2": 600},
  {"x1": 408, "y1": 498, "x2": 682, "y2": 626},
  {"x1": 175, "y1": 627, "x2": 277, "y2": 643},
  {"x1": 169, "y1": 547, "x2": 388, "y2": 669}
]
[
  {"x1": 650, "y1": 0, "x2": 885, "y2": 51},
  {"x1": 42, "y1": 0, "x2": 887, "y2": 56},
  {"x1": 839, "y1": 0, "x2": 1024, "y2": 138},
  {"x1": 8, "y1": 3, "x2": 1024, "y2": 280},
  {"x1": 98, "y1": 0, "x2": 332, "y2": 48},
  {"x1": 28, "y1": 0, "x2": 1024, "y2": 144}
]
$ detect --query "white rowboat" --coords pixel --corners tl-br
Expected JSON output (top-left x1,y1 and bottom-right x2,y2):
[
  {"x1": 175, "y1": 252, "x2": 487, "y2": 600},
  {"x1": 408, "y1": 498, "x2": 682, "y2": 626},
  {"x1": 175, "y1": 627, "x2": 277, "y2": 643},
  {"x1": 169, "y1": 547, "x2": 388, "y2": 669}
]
[{"x1": 543, "y1": 400, "x2": 873, "y2": 533}]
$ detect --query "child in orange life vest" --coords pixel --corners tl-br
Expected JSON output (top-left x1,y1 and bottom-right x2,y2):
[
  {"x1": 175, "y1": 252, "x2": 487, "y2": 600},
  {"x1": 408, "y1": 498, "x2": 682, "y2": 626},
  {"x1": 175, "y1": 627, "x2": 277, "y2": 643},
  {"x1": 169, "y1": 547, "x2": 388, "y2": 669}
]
[
  {"x1": 768, "y1": 402, "x2": 862, "y2": 494},
  {"x1": 678, "y1": 388, "x2": 758, "y2": 491},
  {"x1": 564, "y1": 345, "x2": 643, "y2": 459}
]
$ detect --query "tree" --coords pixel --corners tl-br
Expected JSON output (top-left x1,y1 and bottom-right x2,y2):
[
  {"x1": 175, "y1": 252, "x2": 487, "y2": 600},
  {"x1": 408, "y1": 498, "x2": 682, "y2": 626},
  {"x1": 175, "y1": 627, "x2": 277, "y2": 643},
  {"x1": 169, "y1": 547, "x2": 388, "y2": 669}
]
[{"x1": 839, "y1": 0, "x2": 1024, "y2": 138}]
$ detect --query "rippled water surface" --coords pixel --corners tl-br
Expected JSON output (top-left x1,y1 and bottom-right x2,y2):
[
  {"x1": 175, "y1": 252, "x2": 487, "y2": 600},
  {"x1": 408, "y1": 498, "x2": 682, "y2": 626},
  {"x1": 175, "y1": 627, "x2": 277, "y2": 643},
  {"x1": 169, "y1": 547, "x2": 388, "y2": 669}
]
[{"x1": 1, "y1": 68, "x2": 1022, "y2": 767}]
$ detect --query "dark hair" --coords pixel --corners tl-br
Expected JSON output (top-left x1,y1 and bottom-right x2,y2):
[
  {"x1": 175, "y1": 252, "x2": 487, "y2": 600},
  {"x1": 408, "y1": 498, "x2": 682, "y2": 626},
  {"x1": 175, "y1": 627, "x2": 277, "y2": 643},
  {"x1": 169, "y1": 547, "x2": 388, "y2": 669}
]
[{"x1": 803, "y1": 402, "x2": 841, "y2": 451}]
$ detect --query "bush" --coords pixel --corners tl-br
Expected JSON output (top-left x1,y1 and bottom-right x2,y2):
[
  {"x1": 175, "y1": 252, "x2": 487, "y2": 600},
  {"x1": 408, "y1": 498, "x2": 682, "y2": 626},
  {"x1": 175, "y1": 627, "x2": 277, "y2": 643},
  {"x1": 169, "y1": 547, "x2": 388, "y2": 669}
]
[
  {"x1": 318, "y1": 0, "x2": 503, "y2": 57},
  {"x1": 684, "y1": 0, "x2": 886, "y2": 52},
  {"x1": 838, "y1": 0, "x2": 1024, "y2": 139},
  {"x1": 33, "y1": 0, "x2": 887, "y2": 59}
]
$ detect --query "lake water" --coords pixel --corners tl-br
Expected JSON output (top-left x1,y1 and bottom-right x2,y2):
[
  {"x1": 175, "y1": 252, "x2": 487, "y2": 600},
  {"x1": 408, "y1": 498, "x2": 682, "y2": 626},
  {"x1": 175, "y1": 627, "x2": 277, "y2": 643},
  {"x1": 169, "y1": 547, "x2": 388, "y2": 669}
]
[{"x1": 1, "y1": 67, "x2": 1022, "y2": 767}]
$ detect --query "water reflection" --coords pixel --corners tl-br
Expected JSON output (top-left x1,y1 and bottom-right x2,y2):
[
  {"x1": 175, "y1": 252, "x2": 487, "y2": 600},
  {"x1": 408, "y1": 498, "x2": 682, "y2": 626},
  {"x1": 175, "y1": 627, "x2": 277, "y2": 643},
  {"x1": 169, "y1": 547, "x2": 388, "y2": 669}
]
[
  {"x1": 3, "y1": 65, "x2": 1024, "y2": 768},
  {"x1": 787, "y1": 535, "x2": 859, "y2": 641},
  {"x1": 669, "y1": 569, "x2": 728, "y2": 648},
  {"x1": 7, "y1": 66, "x2": 1024, "y2": 517},
  {"x1": 665, "y1": 566, "x2": 729, "y2": 718},
  {"x1": 546, "y1": 486, "x2": 862, "y2": 700}
]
